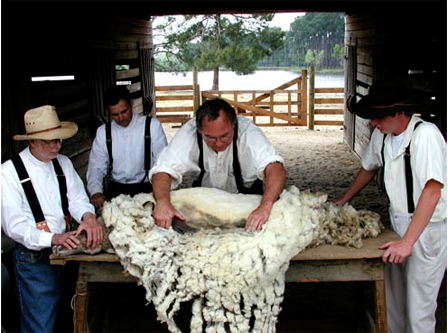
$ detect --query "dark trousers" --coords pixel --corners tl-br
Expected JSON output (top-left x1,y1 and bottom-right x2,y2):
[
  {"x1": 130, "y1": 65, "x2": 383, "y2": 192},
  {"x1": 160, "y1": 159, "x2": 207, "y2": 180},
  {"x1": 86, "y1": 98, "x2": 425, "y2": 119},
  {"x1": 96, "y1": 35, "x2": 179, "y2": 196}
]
[
  {"x1": 105, "y1": 180, "x2": 153, "y2": 200},
  {"x1": 14, "y1": 243, "x2": 62, "y2": 333}
]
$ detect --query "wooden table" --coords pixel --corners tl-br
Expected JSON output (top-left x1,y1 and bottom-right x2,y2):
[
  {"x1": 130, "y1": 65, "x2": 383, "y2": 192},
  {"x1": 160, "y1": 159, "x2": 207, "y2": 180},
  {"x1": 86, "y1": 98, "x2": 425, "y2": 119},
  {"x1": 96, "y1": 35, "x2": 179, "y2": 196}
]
[{"x1": 50, "y1": 228, "x2": 399, "y2": 333}]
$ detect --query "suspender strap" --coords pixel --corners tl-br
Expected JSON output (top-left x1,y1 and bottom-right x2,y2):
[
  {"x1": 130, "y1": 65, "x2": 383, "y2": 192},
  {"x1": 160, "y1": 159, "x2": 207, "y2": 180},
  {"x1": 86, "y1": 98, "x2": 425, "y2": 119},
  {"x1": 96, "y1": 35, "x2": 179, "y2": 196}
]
[
  {"x1": 106, "y1": 117, "x2": 152, "y2": 183},
  {"x1": 232, "y1": 122, "x2": 245, "y2": 193},
  {"x1": 404, "y1": 121, "x2": 422, "y2": 213},
  {"x1": 380, "y1": 121, "x2": 422, "y2": 214},
  {"x1": 52, "y1": 158, "x2": 69, "y2": 217},
  {"x1": 144, "y1": 116, "x2": 152, "y2": 181},
  {"x1": 11, "y1": 155, "x2": 46, "y2": 224},
  {"x1": 232, "y1": 122, "x2": 264, "y2": 195},
  {"x1": 106, "y1": 121, "x2": 113, "y2": 176},
  {"x1": 192, "y1": 130, "x2": 205, "y2": 187},
  {"x1": 11, "y1": 155, "x2": 71, "y2": 232}
]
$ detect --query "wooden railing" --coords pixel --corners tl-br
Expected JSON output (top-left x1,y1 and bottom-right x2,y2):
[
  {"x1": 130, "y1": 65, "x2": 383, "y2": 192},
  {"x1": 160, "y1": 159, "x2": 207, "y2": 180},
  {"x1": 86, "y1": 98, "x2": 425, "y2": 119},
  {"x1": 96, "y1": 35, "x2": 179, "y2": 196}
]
[
  {"x1": 154, "y1": 85, "x2": 199, "y2": 125},
  {"x1": 154, "y1": 69, "x2": 344, "y2": 128},
  {"x1": 310, "y1": 87, "x2": 344, "y2": 128}
]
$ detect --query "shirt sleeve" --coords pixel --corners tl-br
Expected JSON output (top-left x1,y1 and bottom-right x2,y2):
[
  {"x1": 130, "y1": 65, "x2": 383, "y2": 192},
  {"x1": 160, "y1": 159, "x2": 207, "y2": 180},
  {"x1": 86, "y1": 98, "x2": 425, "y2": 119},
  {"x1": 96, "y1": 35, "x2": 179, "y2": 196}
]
[
  {"x1": 149, "y1": 119, "x2": 201, "y2": 189},
  {"x1": 86, "y1": 125, "x2": 108, "y2": 196},
  {"x1": 411, "y1": 122, "x2": 446, "y2": 188},
  {"x1": 361, "y1": 128, "x2": 384, "y2": 171},
  {"x1": 150, "y1": 117, "x2": 168, "y2": 167},
  {"x1": 238, "y1": 119, "x2": 285, "y2": 181}
]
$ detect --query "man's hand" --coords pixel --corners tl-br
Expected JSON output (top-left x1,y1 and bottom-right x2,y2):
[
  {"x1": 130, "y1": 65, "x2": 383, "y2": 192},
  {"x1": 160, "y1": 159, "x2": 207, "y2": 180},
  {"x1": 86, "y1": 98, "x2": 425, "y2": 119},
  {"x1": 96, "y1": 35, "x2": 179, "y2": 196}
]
[
  {"x1": 245, "y1": 203, "x2": 272, "y2": 231},
  {"x1": 52, "y1": 231, "x2": 81, "y2": 250},
  {"x1": 379, "y1": 239, "x2": 413, "y2": 264},
  {"x1": 76, "y1": 212, "x2": 104, "y2": 249},
  {"x1": 153, "y1": 199, "x2": 186, "y2": 229},
  {"x1": 91, "y1": 193, "x2": 106, "y2": 209}
]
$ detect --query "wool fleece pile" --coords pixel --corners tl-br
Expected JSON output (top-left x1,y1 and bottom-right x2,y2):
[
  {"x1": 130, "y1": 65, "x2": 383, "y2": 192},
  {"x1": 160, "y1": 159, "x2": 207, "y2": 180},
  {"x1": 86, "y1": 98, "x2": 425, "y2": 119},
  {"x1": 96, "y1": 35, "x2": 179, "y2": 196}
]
[{"x1": 102, "y1": 186, "x2": 383, "y2": 333}]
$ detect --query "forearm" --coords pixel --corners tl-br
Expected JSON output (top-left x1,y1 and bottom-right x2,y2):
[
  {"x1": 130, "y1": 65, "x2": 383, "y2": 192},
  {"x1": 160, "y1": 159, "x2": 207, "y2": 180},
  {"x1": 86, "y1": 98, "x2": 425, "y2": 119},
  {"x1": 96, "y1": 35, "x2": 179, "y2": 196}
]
[
  {"x1": 338, "y1": 168, "x2": 377, "y2": 203},
  {"x1": 401, "y1": 179, "x2": 442, "y2": 246},
  {"x1": 260, "y1": 162, "x2": 286, "y2": 208},
  {"x1": 152, "y1": 172, "x2": 173, "y2": 204}
]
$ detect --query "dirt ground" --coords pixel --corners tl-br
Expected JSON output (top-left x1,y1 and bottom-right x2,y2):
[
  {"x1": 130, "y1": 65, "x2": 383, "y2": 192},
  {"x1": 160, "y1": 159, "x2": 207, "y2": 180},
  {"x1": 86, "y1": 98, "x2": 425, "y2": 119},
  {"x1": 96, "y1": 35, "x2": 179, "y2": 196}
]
[{"x1": 1, "y1": 124, "x2": 446, "y2": 333}]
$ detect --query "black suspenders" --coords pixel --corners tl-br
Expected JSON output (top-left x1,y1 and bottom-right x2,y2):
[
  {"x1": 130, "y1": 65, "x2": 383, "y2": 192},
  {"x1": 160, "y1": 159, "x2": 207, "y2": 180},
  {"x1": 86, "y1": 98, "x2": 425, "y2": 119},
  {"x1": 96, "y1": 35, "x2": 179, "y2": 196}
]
[
  {"x1": 105, "y1": 116, "x2": 152, "y2": 182},
  {"x1": 404, "y1": 121, "x2": 422, "y2": 212},
  {"x1": 193, "y1": 121, "x2": 264, "y2": 194},
  {"x1": 381, "y1": 121, "x2": 422, "y2": 213},
  {"x1": 11, "y1": 155, "x2": 70, "y2": 232},
  {"x1": 191, "y1": 130, "x2": 205, "y2": 188}
]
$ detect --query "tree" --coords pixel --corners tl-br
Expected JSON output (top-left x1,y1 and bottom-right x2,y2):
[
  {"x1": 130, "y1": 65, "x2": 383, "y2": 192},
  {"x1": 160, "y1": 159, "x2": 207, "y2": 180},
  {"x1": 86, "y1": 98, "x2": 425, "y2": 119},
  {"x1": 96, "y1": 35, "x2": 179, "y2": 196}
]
[
  {"x1": 258, "y1": 12, "x2": 345, "y2": 70},
  {"x1": 287, "y1": 12, "x2": 345, "y2": 70},
  {"x1": 153, "y1": 14, "x2": 285, "y2": 90}
]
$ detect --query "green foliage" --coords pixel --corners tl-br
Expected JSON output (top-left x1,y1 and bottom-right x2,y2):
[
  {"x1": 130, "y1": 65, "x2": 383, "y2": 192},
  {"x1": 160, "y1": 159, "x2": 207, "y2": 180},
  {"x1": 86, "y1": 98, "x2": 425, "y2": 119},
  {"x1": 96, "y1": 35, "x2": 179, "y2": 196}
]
[
  {"x1": 258, "y1": 12, "x2": 345, "y2": 70},
  {"x1": 153, "y1": 14, "x2": 285, "y2": 88},
  {"x1": 332, "y1": 44, "x2": 345, "y2": 67}
]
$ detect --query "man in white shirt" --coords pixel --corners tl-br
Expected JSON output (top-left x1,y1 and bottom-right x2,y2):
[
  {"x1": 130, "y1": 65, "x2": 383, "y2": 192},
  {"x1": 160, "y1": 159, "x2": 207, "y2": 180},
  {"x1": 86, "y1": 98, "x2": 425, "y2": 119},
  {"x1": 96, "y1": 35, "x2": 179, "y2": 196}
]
[
  {"x1": 87, "y1": 85, "x2": 168, "y2": 208},
  {"x1": 334, "y1": 78, "x2": 446, "y2": 333},
  {"x1": 1, "y1": 105, "x2": 104, "y2": 333},
  {"x1": 149, "y1": 98, "x2": 286, "y2": 231}
]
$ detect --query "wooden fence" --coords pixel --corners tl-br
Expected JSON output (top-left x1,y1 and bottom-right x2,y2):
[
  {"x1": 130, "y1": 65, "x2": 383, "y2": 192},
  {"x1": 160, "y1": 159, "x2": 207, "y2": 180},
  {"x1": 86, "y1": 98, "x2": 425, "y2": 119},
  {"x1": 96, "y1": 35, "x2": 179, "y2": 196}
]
[{"x1": 154, "y1": 69, "x2": 344, "y2": 128}]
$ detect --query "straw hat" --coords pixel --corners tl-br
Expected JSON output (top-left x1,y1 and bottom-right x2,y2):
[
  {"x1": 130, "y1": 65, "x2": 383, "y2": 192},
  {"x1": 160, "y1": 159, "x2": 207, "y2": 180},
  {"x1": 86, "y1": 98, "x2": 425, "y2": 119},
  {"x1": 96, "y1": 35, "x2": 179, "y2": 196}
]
[{"x1": 13, "y1": 105, "x2": 78, "y2": 141}]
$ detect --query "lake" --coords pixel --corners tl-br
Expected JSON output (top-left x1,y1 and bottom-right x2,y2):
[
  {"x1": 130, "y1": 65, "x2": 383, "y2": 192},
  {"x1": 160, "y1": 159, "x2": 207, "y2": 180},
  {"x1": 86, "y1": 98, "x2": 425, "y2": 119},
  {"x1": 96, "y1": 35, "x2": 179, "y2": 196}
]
[{"x1": 155, "y1": 70, "x2": 344, "y2": 90}]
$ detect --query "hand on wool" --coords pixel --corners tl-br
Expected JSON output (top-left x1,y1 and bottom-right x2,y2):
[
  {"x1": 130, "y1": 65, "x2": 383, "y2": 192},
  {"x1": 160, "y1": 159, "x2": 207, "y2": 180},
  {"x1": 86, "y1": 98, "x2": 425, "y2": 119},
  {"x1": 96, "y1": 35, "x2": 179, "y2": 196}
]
[
  {"x1": 153, "y1": 199, "x2": 186, "y2": 229},
  {"x1": 52, "y1": 231, "x2": 81, "y2": 250},
  {"x1": 245, "y1": 203, "x2": 272, "y2": 231},
  {"x1": 77, "y1": 212, "x2": 104, "y2": 250}
]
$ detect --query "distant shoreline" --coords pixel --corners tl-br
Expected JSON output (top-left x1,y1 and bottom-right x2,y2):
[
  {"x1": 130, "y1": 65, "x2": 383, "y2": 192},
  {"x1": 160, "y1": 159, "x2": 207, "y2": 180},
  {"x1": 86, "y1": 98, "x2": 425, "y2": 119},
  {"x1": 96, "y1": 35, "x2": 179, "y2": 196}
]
[{"x1": 257, "y1": 67, "x2": 344, "y2": 74}]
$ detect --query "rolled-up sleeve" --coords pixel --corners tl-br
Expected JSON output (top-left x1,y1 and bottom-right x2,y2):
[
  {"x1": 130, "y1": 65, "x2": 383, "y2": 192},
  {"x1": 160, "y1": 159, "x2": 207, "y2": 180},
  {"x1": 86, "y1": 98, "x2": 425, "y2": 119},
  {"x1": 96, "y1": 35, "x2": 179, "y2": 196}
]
[
  {"x1": 149, "y1": 120, "x2": 201, "y2": 189},
  {"x1": 238, "y1": 118, "x2": 285, "y2": 181}
]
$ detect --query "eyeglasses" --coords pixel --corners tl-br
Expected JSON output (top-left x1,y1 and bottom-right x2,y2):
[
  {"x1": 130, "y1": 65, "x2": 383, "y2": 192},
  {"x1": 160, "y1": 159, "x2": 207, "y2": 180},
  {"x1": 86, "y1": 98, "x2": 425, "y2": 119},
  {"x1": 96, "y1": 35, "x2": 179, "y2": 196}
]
[
  {"x1": 201, "y1": 132, "x2": 232, "y2": 143},
  {"x1": 41, "y1": 139, "x2": 64, "y2": 145}
]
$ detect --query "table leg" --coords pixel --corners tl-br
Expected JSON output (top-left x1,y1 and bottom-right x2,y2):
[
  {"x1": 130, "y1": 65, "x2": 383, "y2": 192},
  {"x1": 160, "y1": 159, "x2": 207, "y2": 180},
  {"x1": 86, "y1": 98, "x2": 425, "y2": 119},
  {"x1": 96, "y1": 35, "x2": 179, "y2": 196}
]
[
  {"x1": 73, "y1": 269, "x2": 89, "y2": 333},
  {"x1": 374, "y1": 280, "x2": 388, "y2": 333}
]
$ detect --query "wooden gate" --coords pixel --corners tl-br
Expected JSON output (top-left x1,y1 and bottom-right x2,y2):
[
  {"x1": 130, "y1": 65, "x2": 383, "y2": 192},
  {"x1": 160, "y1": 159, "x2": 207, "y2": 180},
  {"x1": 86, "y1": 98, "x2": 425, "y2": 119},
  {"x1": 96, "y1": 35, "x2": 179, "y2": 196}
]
[{"x1": 201, "y1": 69, "x2": 308, "y2": 126}]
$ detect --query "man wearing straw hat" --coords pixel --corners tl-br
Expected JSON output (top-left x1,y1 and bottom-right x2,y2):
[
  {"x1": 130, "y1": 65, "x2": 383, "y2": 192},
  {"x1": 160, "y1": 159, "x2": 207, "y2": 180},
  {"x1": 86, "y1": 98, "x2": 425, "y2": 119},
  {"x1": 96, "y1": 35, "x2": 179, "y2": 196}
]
[
  {"x1": 334, "y1": 78, "x2": 446, "y2": 333},
  {"x1": 1, "y1": 105, "x2": 104, "y2": 333}
]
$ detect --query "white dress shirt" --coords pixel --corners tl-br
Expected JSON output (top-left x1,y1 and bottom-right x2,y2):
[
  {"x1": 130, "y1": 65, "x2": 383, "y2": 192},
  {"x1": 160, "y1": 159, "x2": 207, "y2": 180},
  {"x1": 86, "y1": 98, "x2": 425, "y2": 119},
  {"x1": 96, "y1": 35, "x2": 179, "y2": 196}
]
[
  {"x1": 87, "y1": 114, "x2": 168, "y2": 196},
  {"x1": 149, "y1": 116, "x2": 284, "y2": 192},
  {"x1": 362, "y1": 115, "x2": 446, "y2": 221},
  {"x1": 1, "y1": 147, "x2": 95, "y2": 250}
]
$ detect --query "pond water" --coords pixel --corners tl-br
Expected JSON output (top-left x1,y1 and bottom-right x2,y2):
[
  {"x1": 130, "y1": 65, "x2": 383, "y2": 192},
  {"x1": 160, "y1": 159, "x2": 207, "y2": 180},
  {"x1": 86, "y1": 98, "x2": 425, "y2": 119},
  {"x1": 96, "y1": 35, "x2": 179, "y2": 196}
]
[{"x1": 155, "y1": 70, "x2": 344, "y2": 90}]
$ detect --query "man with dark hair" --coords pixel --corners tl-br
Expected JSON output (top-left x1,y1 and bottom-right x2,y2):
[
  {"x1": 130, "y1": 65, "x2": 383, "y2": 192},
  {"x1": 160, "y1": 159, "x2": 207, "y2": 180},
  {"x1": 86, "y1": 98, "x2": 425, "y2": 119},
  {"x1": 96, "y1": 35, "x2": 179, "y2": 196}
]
[
  {"x1": 334, "y1": 78, "x2": 446, "y2": 333},
  {"x1": 87, "y1": 85, "x2": 168, "y2": 208},
  {"x1": 149, "y1": 98, "x2": 286, "y2": 231}
]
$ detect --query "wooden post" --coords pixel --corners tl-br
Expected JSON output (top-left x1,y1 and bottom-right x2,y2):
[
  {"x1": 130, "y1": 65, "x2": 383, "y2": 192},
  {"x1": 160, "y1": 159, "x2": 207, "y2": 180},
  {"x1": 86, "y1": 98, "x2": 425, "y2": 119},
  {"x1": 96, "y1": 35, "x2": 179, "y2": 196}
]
[
  {"x1": 308, "y1": 67, "x2": 315, "y2": 130},
  {"x1": 73, "y1": 275, "x2": 89, "y2": 333},
  {"x1": 301, "y1": 68, "x2": 308, "y2": 125},
  {"x1": 234, "y1": 91, "x2": 238, "y2": 115},
  {"x1": 270, "y1": 91, "x2": 274, "y2": 126},
  {"x1": 375, "y1": 280, "x2": 388, "y2": 333},
  {"x1": 288, "y1": 91, "x2": 292, "y2": 125},
  {"x1": 193, "y1": 67, "x2": 200, "y2": 111},
  {"x1": 252, "y1": 91, "x2": 256, "y2": 124}
]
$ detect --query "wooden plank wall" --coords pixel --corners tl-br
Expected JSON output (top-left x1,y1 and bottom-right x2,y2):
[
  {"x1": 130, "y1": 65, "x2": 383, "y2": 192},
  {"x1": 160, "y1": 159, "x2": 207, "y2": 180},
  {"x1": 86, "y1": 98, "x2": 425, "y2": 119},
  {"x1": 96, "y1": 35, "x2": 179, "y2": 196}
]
[{"x1": 1, "y1": 7, "x2": 154, "y2": 184}]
